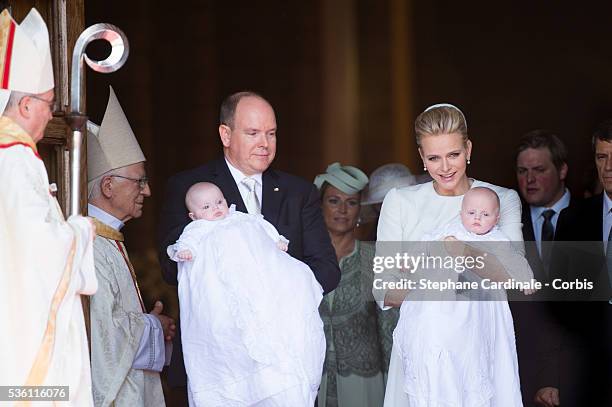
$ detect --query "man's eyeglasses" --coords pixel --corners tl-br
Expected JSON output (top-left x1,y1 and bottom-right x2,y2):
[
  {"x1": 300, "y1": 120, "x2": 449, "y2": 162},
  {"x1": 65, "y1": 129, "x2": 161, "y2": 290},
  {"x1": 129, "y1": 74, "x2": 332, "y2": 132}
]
[
  {"x1": 109, "y1": 175, "x2": 149, "y2": 189},
  {"x1": 24, "y1": 94, "x2": 55, "y2": 109}
]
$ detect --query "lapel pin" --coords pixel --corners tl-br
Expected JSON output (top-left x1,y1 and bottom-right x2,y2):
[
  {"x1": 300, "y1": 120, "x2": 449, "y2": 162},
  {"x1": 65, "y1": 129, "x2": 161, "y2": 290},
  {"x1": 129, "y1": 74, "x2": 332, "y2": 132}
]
[{"x1": 274, "y1": 187, "x2": 279, "y2": 192}]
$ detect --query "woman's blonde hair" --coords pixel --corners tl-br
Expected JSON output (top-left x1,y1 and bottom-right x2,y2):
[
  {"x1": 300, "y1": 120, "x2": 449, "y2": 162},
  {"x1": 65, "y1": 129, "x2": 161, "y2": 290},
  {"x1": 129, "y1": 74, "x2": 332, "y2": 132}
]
[{"x1": 414, "y1": 104, "x2": 468, "y2": 147}]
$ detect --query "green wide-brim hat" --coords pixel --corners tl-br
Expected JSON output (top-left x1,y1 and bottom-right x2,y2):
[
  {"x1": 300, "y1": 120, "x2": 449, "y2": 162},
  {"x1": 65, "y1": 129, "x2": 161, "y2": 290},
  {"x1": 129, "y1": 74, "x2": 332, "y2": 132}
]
[{"x1": 314, "y1": 162, "x2": 369, "y2": 195}]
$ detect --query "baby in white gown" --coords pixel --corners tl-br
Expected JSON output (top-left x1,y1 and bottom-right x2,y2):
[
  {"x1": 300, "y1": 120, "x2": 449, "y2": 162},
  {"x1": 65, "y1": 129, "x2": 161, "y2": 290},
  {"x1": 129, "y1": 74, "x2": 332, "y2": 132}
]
[
  {"x1": 425, "y1": 186, "x2": 510, "y2": 241},
  {"x1": 168, "y1": 182, "x2": 325, "y2": 407},
  {"x1": 394, "y1": 187, "x2": 531, "y2": 407}
]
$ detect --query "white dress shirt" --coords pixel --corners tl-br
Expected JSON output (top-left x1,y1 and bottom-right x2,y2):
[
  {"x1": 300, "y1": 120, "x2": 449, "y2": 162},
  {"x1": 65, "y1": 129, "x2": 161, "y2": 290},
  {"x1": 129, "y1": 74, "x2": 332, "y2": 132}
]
[
  {"x1": 88, "y1": 203, "x2": 125, "y2": 230},
  {"x1": 225, "y1": 158, "x2": 263, "y2": 211},
  {"x1": 603, "y1": 193, "x2": 612, "y2": 252},
  {"x1": 529, "y1": 188, "x2": 571, "y2": 256}
]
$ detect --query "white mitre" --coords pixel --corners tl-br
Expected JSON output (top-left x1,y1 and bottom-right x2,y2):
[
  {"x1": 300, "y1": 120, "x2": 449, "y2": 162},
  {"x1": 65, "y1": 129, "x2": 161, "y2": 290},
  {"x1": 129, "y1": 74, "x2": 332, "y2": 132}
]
[
  {"x1": 0, "y1": 8, "x2": 54, "y2": 114},
  {"x1": 87, "y1": 86, "x2": 145, "y2": 195}
]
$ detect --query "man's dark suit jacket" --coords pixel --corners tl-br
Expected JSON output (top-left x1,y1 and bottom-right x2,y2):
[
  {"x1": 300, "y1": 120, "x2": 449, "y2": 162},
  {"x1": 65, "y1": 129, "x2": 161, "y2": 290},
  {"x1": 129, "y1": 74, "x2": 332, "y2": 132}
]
[
  {"x1": 553, "y1": 194, "x2": 610, "y2": 298},
  {"x1": 157, "y1": 158, "x2": 341, "y2": 387},
  {"x1": 521, "y1": 203, "x2": 554, "y2": 283},
  {"x1": 512, "y1": 201, "x2": 570, "y2": 406},
  {"x1": 545, "y1": 194, "x2": 612, "y2": 406}
]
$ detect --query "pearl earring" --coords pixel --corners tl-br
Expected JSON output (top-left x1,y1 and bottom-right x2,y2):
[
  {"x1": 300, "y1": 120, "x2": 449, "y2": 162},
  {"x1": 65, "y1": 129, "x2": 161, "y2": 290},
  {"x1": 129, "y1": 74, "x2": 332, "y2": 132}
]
[
  {"x1": 467, "y1": 159, "x2": 471, "y2": 165},
  {"x1": 423, "y1": 165, "x2": 427, "y2": 171}
]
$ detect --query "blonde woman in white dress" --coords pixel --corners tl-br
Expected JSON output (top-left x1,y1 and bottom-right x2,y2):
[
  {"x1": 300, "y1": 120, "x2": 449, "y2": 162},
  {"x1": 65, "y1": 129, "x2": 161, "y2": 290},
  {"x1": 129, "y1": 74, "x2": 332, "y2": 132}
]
[{"x1": 376, "y1": 104, "x2": 525, "y2": 407}]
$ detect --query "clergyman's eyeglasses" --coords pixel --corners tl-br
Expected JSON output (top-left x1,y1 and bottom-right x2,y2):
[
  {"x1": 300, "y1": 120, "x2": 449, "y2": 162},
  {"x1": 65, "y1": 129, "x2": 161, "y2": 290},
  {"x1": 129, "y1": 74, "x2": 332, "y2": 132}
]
[{"x1": 109, "y1": 175, "x2": 149, "y2": 189}]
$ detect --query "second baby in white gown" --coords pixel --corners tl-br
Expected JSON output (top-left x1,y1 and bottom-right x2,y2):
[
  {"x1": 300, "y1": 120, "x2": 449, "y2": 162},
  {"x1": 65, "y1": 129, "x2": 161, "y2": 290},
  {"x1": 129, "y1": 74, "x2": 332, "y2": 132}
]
[{"x1": 393, "y1": 187, "x2": 533, "y2": 407}]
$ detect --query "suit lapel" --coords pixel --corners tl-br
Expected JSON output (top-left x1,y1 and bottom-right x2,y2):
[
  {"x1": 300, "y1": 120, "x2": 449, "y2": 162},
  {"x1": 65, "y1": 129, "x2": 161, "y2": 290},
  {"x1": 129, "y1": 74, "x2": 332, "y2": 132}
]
[
  {"x1": 213, "y1": 159, "x2": 248, "y2": 213},
  {"x1": 522, "y1": 203, "x2": 536, "y2": 241},
  {"x1": 588, "y1": 195, "x2": 608, "y2": 296},
  {"x1": 587, "y1": 194, "x2": 604, "y2": 241},
  {"x1": 596, "y1": 194, "x2": 604, "y2": 241},
  {"x1": 262, "y1": 169, "x2": 281, "y2": 226},
  {"x1": 521, "y1": 202, "x2": 548, "y2": 280}
]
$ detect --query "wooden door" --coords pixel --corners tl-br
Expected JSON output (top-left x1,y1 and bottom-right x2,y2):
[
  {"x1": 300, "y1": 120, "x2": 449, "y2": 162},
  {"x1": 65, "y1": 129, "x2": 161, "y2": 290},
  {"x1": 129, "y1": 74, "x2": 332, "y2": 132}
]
[{"x1": 0, "y1": 0, "x2": 85, "y2": 214}]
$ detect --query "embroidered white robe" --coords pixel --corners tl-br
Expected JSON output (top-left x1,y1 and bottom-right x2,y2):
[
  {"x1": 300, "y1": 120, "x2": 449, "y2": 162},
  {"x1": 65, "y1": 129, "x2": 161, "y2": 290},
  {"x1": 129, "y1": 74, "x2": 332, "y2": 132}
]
[
  {"x1": 0, "y1": 117, "x2": 97, "y2": 406},
  {"x1": 90, "y1": 225, "x2": 165, "y2": 407}
]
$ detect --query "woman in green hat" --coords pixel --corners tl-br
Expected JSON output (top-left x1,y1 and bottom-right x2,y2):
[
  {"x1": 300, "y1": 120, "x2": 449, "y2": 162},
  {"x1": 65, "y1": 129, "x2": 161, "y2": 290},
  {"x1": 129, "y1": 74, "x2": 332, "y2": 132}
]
[{"x1": 314, "y1": 162, "x2": 395, "y2": 407}]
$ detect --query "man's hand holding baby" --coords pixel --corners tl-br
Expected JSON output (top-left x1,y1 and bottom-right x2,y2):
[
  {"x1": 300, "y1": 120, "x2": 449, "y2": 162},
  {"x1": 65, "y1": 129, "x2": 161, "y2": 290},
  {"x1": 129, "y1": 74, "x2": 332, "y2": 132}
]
[{"x1": 177, "y1": 249, "x2": 193, "y2": 261}]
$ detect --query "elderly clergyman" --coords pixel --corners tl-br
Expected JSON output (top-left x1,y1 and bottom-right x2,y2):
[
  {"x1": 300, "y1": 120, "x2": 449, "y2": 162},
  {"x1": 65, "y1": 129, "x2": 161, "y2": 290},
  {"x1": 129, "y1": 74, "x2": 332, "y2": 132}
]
[
  {"x1": 0, "y1": 8, "x2": 97, "y2": 405},
  {"x1": 87, "y1": 87, "x2": 175, "y2": 406}
]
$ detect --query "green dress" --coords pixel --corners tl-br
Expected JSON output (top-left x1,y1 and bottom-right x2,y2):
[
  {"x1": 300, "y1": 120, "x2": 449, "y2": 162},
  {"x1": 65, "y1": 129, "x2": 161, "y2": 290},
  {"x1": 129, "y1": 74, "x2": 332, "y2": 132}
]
[{"x1": 318, "y1": 240, "x2": 399, "y2": 407}]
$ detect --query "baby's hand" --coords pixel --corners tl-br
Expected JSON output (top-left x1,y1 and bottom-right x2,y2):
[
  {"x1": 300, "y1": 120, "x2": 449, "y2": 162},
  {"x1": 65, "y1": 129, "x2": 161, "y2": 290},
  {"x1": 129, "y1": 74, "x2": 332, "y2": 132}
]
[
  {"x1": 177, "y1": 250, "x2": 193, "y2": 261},
  {"x1": 276, "y1": 240, "x2": 288, "y2": 252},
  {"x1": 443, "y1": 235, "x2": 458, "y2": 241},
  {"x1": 522, "y1": 286, "x2": 537, "y2": 295}
]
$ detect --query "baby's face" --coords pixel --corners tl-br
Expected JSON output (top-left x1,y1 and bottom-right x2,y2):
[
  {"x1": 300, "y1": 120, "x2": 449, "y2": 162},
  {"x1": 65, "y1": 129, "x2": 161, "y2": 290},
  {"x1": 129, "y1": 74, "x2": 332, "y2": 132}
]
[
  {"x1": 460, "y1": 192, "x2": 500, "y2": 235},
  {"x1": 188, "y1": 187, "x2": 229, "y2": 221}
]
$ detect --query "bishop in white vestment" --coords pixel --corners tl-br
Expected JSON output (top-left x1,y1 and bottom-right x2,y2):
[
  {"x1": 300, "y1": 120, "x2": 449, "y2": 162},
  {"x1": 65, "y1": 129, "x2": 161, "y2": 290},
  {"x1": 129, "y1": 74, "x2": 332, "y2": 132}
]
[
  {"x1": 87, "y1": 88, "x2": 172, "y2": 407},
  {"x1": 0, "y1": 8, "x2": 97, "y2": 406}
]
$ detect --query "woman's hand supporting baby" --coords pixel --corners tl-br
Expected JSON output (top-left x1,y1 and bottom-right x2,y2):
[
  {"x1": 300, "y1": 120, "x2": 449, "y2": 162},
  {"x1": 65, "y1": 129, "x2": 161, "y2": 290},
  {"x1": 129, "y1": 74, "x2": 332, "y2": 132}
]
[{"x1": 442, "y1": 236, "x2": 536, "y2": 295}]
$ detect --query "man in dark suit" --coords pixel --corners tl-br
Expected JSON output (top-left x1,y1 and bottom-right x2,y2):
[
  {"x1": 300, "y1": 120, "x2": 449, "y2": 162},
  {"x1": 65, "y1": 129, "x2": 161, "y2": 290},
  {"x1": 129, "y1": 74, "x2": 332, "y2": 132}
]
[
  {"x1": 512, "y1": 130, "x2": 571, "y2": 407},
  {"x1": 516, "y1": 130, "x2": 571, "y2": 282},
  {"x1": 544, "y1": 121, "x2": 612, "y2": 406},
  {"x1": 157, "y1": 91, "x2": 340, "y2": 401}
]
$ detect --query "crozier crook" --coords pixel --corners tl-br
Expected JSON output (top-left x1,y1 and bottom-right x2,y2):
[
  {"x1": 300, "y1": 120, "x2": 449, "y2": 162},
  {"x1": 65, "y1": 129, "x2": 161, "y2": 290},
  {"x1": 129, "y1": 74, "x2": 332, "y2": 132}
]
[{"x1": 68, "y1": 23, "x2": 129, "y2": 216}]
